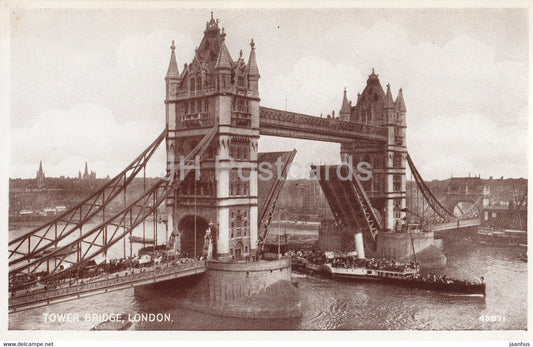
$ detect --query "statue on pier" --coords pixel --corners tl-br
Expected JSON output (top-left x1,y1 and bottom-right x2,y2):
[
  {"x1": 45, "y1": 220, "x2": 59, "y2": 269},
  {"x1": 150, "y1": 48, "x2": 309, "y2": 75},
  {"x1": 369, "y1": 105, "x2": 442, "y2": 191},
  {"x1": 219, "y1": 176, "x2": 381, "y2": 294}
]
[
  {"x1": 166, "y1": 213, "x2": 182, "y2": 255},
  {"x1": 203, "y1": 223, "x2": 216, "y2": 259}
]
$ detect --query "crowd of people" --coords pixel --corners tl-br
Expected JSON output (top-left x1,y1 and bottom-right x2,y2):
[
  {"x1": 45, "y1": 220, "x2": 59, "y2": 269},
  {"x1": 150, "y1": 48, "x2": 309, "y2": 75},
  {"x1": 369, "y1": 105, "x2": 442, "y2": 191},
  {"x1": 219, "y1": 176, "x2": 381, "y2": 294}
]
[
  {"x1": 329, "y1": 257, "x2": 419, "y2": 274},
  {"x1": 287, "y1": 249, "x2": 418, "y2": 274},
  {"x1": 286, "y1": 248, "x2": 485, "y2": 290},
  {"x1": 287, "y1": 249, "x2": 326, "y2": 265},
  {"x1": 10, "y1": 253, "x2": 201, "y2": 294},
  {"x1": 417, "y1": 273, "x2": 485, "y2": 286}
]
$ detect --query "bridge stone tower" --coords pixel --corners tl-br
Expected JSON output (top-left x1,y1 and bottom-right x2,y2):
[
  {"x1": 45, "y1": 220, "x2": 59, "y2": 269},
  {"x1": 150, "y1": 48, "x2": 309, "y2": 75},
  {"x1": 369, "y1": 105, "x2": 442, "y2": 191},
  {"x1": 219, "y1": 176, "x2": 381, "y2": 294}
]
[
  {"x1": 165, "y1": 14, "x2": 260, "y2": 261},
  {"x1": 340, "y1": 70, "x2": 407, "y2": 232}
]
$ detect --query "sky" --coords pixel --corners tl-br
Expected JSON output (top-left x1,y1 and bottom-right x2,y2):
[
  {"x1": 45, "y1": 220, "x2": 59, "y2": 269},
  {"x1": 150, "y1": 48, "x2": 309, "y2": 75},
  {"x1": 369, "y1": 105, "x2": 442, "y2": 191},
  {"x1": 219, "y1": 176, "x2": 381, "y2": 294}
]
[{"x1": 6, "y1": 6, "x2": 529, "y2": 180}]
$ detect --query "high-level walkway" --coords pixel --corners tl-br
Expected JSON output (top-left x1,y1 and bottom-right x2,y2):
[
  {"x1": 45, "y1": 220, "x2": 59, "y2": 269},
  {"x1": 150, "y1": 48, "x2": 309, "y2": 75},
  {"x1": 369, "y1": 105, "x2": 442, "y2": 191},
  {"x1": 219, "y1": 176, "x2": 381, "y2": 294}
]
[{"x1": 259, "y1": 107, "x2": 388, "y2": 143}]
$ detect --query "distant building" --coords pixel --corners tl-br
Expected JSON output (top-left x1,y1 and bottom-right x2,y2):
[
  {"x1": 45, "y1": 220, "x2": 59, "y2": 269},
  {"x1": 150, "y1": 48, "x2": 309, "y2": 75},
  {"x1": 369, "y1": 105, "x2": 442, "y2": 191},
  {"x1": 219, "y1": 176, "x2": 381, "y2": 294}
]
[
  {"x1": 36, "y1": 161, "x2": 45, "y2": 188},
  {"x1": 81, "y1": 161, "x2": 96, "y2": 180}
]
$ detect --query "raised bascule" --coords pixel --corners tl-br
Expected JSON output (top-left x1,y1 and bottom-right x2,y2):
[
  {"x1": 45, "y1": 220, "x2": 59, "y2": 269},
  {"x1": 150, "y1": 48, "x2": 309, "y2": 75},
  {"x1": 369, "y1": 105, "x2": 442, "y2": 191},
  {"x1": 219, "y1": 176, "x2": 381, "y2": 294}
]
[{"x1": 8, "y1": 14, "x2": 475, "y2": 314}]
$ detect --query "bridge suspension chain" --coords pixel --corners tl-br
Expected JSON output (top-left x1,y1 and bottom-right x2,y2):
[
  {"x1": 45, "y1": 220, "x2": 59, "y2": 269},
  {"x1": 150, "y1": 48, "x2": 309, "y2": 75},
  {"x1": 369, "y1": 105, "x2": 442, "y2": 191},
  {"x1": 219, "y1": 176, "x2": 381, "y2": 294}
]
[
  {"x1": 406, "y1": 153, "x2": 454, "y2": 219},
  {"x1": 9, "y1": 127, "x2": 218, "y2": 289},
  {"x1": 9, "y1": 130, "x2": 168, "y2": 267}
]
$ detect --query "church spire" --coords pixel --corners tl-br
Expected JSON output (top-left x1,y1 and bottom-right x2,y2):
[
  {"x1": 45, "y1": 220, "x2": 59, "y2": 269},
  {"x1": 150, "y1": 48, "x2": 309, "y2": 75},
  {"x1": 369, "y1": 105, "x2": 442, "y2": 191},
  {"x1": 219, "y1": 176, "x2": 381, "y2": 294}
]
[
  {"x1": 247, "y1": 39, "x2": 260, "y2": 78},
  {"x1": 166, "y1": 40, "x2": 179, "y2": 78},
  {"x1": 84, "y1": 161, "x2": 89, "y2": 178},
  {"x1": 385, "y1": 83, "x2": 394, "y2": 109},
  {"x1": 395, "y1": 88, "x2": 406, "y2": 113},
  {"x1": 36, "y1": 160, "x2": 45, "y2": 187}
]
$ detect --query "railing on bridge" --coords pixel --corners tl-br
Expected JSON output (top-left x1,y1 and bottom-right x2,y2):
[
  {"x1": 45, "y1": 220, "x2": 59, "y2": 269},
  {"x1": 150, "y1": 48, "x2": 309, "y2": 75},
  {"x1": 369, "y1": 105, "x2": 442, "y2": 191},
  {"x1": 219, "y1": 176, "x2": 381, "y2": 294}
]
[
  {"x1": 429, "y1": 218, "x2": 481, "y2": 232},
  {"x1": 259, "y1": 107, "x2": 388, "y2": 143},
  {"x1": 9, "y1": 259, "x2": 206, "y2": 313}
]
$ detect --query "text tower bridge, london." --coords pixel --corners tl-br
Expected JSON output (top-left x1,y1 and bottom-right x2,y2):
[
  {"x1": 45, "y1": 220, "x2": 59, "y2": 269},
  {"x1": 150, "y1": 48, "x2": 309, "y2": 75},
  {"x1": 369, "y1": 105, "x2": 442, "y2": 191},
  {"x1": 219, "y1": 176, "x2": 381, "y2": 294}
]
[{"x1": 8, "y1": 14, "x2": 468, "y2": 313}]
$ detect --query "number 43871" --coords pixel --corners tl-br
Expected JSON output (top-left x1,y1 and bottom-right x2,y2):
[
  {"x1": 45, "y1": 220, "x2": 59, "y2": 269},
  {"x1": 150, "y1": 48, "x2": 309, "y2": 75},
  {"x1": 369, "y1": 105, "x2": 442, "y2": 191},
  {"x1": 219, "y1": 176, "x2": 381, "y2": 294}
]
[{"x1": 479, "y1": 315, "x2": 506, "y2": 322}]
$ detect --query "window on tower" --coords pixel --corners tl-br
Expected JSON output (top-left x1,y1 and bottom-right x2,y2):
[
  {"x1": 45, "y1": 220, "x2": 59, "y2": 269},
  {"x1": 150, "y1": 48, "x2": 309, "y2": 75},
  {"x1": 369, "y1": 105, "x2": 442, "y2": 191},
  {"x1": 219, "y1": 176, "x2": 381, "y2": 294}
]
[
  {"x1": 393, "y1": 175, "x2": 402, "y2": 192},
  {"x1": 393, "y1": 153, "x2": 402, "y2": 168},
  {"x1": 231, "y1": 97, "x2": 252, "y2": 127}
]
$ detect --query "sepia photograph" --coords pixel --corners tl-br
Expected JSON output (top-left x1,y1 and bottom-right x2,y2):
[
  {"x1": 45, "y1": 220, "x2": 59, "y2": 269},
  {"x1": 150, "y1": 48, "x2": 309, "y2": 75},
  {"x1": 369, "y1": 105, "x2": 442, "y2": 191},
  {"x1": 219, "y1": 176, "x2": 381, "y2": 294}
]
[{"x1": 1, "y1": 0, "x2": 529, "y2": 340}]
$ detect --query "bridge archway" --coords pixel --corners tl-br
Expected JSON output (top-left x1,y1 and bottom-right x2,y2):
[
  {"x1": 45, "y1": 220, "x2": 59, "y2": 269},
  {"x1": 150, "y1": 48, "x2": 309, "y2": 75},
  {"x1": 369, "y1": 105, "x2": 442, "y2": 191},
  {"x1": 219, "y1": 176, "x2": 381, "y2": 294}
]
[{"x1": 178, "y1": 215, "x2": 209, "y2": 258}]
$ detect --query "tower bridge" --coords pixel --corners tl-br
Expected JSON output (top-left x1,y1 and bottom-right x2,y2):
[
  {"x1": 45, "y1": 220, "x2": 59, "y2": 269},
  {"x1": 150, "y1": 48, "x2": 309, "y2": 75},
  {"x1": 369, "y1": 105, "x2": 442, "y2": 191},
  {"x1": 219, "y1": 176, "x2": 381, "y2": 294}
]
[{"x1": 9, "y1": 13, "x2": 471, "y2": 313}]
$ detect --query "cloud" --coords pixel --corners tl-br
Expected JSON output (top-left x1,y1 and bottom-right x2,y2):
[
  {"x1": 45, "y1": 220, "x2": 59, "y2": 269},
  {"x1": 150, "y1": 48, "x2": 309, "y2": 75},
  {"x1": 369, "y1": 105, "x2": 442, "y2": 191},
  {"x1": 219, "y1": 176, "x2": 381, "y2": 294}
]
[
  {"x1": 261, "y1": 55, "x2": 364, "y2": 116},
  {"x1": 260, "y1": 20, "x2": 527, "y2": 179},
  {"x1": 10, "y1": 103, "x2": 164, "y2": 178},
  {"x1": 409, "y1": 112, "x2": 527, "y2": 179},
  {"x1": 9, "y1": 10, "x2": 527, "y2": 179}
]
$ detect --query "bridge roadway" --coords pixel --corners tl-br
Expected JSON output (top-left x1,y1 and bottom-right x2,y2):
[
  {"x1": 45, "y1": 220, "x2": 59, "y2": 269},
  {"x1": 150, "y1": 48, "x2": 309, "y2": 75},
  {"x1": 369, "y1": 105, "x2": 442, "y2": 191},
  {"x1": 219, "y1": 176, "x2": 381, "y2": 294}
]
[
  {"x1": 9, "y1": 259, "x2": 206, "y2": 313},
  {"x1": 429, "y1": 218, "x2": 481, "y2": 232}
]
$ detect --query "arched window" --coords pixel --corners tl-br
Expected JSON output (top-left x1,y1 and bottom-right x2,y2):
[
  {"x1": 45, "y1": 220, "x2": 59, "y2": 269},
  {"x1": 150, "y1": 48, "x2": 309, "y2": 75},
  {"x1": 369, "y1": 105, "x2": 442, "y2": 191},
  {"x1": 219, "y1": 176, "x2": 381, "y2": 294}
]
[{"x1": 190, "y1": 78, "x2": 196, "y2": 92}]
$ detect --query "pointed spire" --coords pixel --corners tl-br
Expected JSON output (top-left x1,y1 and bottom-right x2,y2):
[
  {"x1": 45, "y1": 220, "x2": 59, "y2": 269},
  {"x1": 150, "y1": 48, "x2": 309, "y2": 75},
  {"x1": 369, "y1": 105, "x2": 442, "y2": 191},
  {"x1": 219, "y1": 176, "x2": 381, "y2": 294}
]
[
  {"x1": 205, "y1": 11, "x2": 219, "y2": 33},
  {"x1": 39, "y1": 160, "x2": 43, "y2": 172},
  {"x1": 396, "y1": 88, "x2": 406, "y2": 113},
  {"x1": 367, "y1": 68, "x2": 379, "y2": 83},
  {"x1": 166, "y1": 40, "x2": 179, "y2": 78},
  {"x1": 215, "y1": 37, "x2": 233, "y2": 70},
  {"x1": 247, "y1": 39, "x2": 260, "y2": 77},
  {"x1": 385, "y1": 83, "x2": 394, "y2": 109},
  {"x1": 84, "y1": 161, "x2": 89, "y2": 175},
  {"x1": 340, "y1": 87, "x2": 351, "y2": 113}
]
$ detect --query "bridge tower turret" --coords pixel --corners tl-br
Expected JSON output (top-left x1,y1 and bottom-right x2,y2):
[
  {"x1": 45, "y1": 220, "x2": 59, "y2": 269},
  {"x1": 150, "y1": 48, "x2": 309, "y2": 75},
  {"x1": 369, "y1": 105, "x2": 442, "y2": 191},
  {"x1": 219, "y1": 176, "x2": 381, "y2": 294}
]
[
  {"x1": 165, "y1": 14, "x2": 260, "y2": 261},
  {"x1": 165, "y1": 40, "x2": 180, "y2": 176},
  {"x1": 339, "y1": 87, "x2": 352, "y2": 121},
  {"x1": 394, "y1": 87, "x2": 407, "y2": 225},
  {"x1": 340, "y1": 70, "x2": 407, "y2": 233}
]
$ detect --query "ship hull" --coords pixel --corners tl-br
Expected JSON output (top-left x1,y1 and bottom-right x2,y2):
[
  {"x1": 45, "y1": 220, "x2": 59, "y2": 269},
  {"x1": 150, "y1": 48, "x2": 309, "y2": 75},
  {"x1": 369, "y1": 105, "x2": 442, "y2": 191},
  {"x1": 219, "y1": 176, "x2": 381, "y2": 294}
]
[
  {"x1": 326, "y1": 266, "x2": 485, "y2": 296},
  {"x1": 292, "y1": 259, "x2": 486, "y2": 296}
]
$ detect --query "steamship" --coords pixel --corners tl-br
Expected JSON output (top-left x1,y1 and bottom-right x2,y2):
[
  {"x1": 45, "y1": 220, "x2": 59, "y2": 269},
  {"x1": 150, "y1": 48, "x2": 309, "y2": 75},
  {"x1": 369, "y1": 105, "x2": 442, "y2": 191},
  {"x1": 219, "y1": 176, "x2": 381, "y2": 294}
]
[
  {"x1": 291, "y1": 253, "x2": 486, "y2": 296},
  {"x1": 322, "y1": 262, "x2": 486, "y2": 296}
]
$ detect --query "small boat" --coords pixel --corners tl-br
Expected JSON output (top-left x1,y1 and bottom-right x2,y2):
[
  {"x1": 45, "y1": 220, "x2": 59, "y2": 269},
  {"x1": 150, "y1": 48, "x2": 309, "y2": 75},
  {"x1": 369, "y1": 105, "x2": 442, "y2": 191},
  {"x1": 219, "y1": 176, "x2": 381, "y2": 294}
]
[
  {"x1": 129, "y1": 236, "x2": 155, "y2": 244},
  {"x1": 300, "y1": 258, "x2": 323, "y2": 274},
  {"x1": 472, "y1": 227, "x2": 527, "y2": 246},
  {"x1": 30, "y1": 244, "x2": 77, "y2": 258}
]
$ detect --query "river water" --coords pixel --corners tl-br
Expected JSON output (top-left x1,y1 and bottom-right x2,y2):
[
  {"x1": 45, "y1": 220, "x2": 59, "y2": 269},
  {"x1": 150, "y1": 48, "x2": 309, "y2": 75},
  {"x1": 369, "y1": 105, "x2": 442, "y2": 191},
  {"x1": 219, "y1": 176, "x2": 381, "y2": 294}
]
[{"x1": 8, "y1": 225, "x2": 527, "y2": 330}]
